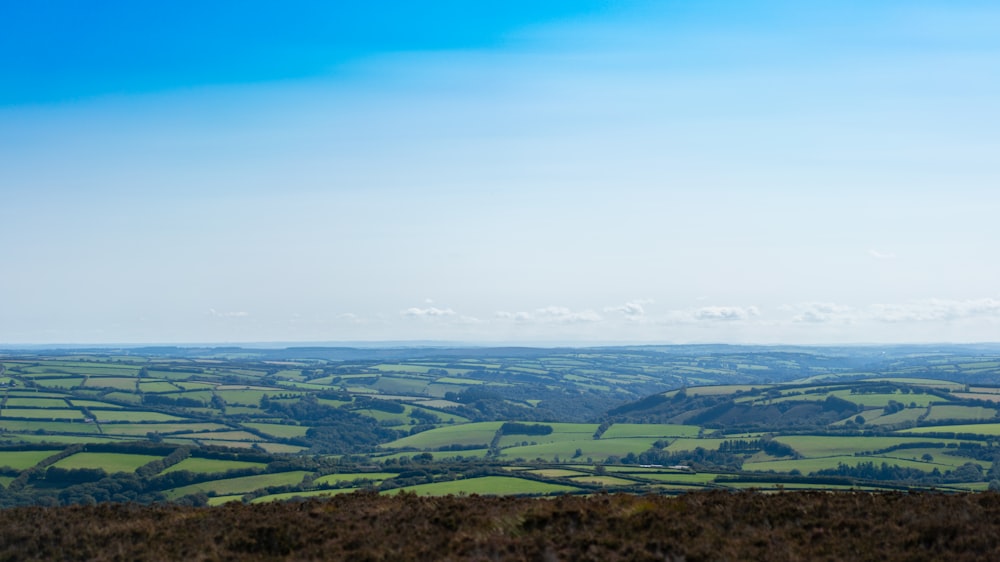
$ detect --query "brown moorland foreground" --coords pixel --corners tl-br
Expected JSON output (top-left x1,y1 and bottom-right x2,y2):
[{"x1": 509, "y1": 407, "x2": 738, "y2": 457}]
[{"x1": 3, "y1": 491, "x2": 1000, "y2": 561}]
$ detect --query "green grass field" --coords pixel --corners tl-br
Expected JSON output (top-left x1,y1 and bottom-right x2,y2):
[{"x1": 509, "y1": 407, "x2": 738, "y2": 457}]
[
  {"x1": 1, "y1": 408, "x2": 83, "y2": 420},
  {"x1": 93, "y1": 411, "x2": 187, "y2": 422},
  {"x1": 925, "y1": 405, "x2": 998, "y2": 422},
  {"x1": 523, "y1": 468, "x2": 588, "y2": 478},
  {"x1": 250, "y1": 488, "x2": 359, "y2": 503},
  {"x1": 566, "y1": 475, "x2": 635, "y2": 486},
  {"x1": 102, "y1": 392, "x2": 142, "y2": 404},
  {"x1": 170, "y1": 430, "x2": 261, "y2": 442},
  {"x1": 380, "y1": 422, "x2": 503, "y2": 450},
  {"x1": 52, "y1": 452, "x2": 164, "y2": 473},
  {"x1": 69, "y1": 400, "x2": 123, "y2": 409},
  {"x1": 663, "y1": 438, "x2": 729, "y2": 452},
  {"x1": 0, "y1": 419, "x2": 100, "y2": 433},
  {"x1": 242, "y1": 422, "x2": 310, "y2": 439},
  {"x1": 497, "y1": 423, "x2": 600, "y2": 449},
  {"x1": 664, "y1": 385, "x2": 771, "y2": 397},
  {"x1": 371, "y1": 377, "x2": 432, "y2": 394},
  {"x1": 773, "y1": 435, "x2": 969, "y2": 457},
  {"x1": 901, "y1": 423, "x2": 1000, "y2": 436},
  {"x1": 868, "y1": 408, "x2": 926, "y2": 426},
  {"x1": 214, "y1": 389, "x2": 291, "y2": 406},
  {"x1": 2, "y1": 434, "x2": 122, "y2": 445},
  {"x1": 100, "y1": 422, "x2": 229, "y2": 436},
  {"x1": 138, "y1": 381, "x2": 180, "y2": 393},
  {"x1": 867, "y1": 378, "x2": 964, "y2": 389},
  {"x1": 313, "y1": 472, "x2": 398, "y2": 486},
  {"x1": 5, "y1": 391, "x2": 65, "y2": 398},
  {"x1": 255, "y1": 443, "x2": 308, "y2": 454},
  {"x1": 206, "y1": 494, "x2": 246, "y2": 506},
  {"x1": 160, "y1": 457, "x2": 268, "y2": 475},
  {"x1": 163, "y1": 471, "x2": 311, "y2": 499},
  {"x1": 499, "y1": 438, "x2": 659, "y2": 462},
  {"x1": 0, "y1": 449, "x2": 60, "y2": 470},
  {"x1": 32, "y1": 378, "x2": 85, "y2": 389},
  {"x1": 3, "y1": 398, "x2": 70, "y2": 408},
  {"x1": 618, "y1": 471, "x2": 720, "y2": 484},
  {"x1": 877, "y1": 448, "x2": 990, "y2": 470},
  {"x1": 386, "y1": 476, "x2": 582, "y2": 496},
  {"x1": 374, "y1": 449, "x2": 489, "y2": 462},
  {"x1": 172, "y1": 382, "x2": 216, "y2": 390},
  {"x1": 185, "y1": 439, "x2": 256, "y2": 449},
  {"x1": 829, "y1": 390, "x2": 943, "y2": 408},
  {"x1": 601, "y1": 423, "x2": 700, "y2": 439},
  {"x1": 742, "y1": 454, "x2": 953, "y2": 474},
  {"x1": 83, "y1": 377, "x2": 137, "y2": 390}
]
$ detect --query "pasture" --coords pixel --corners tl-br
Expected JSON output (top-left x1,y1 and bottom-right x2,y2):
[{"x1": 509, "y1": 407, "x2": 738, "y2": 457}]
[
  {"x1": 69, "y1": 400, "x2": 123, "y2": 409},
  {"x1": 829, "y1": 390, "x2": 943, "y2": 408},
  {"x1": 243, "y1": 422, "x2": 310, "y2": 439},
  {"x1": 381, "y1": 422, "x2": 503, "y2": 450},
  {"x1": 387, "y1": 476, "x2": 582, "y2": 496},
  {"x1": 566, "y1": 475, "x2": 635, "y2": 486},
  {"x1": 169, "y1": 430, "x2": 261, "y2": 442},
  {"x1": 163, "y1": 471, "x2": 312, "y2": 499},
  {"x1": 83, "y1": 378, "x2": 137, "y2": 391},
  {"x1": 92, "y1": 411, "x2": 186, "y2": 422},
  {"x1": 925, "y1": 405, "x2": 998, "y2": 422},
  {"x1": 0, "y1": 409, "x2": 84, "y2": 420},
  {"x1": 313, "y1": 472, "x2": 398, "y2": 486},
  {"x1": 52, "y1": 452, "x2": 164, "y2": 473},
  {"x1": 617, "y1": 471, "x2": 720, "y2": 484},
  {"x1": 772, "y1": 435, "x2": 971, "y2": 457},
  {"x1": 901, "y1": 423, "x2": 1000, "y2": 436},
  {"x1": 3, "y1": 398, "x2": 70, "y2": 408},
  {"x1": 31, "y1": 377, "x2": 86, "y2": 389},
  {"x1": 161, "y1": 457, "x2": 268, "y2": 475},
  {"x1": 499, "y1": 438, "x2": 659, "y2": 462},
  {"x1": 250, "y1": 488, "x2": 359, "y2": 503},
  {"x1": 0, "y1": 449, "x2": 60, "y2": 470},
  {"x1": 742, "y1": 455, "x2": 944, "y2": 474},
  {"x1": 601, "y1": 423, "x2": 700, "y2": 439},
  {"x1": 100, "y1": 422, "x2": 228, "y2": 436}
]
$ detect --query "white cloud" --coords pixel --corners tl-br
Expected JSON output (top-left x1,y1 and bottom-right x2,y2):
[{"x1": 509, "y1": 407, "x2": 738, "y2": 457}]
[
  {"x1": 604, "y1": 300, "x2": 650, "y2": 319},
  {"x1": 870, "y1": 298, "x2": 1000, "y2": 323},
  {"x1": 496, "y1": 306, "x2": 602, "y2": 324},
  {"x1": 208, "y1": 308, "x2": 249, "y2": 318},
  {"x1": 781, "y1": 302, "x2": 856, "y2": 324},
  {"x1": 400, "y1": 306, "x2": 481, "y2": 325},
  {"x1": 693, "y1": 305, "x2": 760, "y2": 322},
  {"x1": 335, "y1": 312, "x2": 364, "y2": 324},
  {"x1": 401, "y1": 307, "x2": 456, "y2": 318},
  {"x1": 869, "y1": 248, "x2": 897, "y2": 260}
]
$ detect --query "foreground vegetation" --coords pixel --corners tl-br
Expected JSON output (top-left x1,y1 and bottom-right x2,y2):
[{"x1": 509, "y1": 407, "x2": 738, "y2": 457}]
[{"x1": 5, "y1": 490, "x2": 1000, "y2": 560}]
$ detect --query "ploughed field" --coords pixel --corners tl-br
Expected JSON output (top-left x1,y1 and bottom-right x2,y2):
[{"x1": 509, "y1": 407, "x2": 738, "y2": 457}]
[{"x1": 4, "y1": 490, "x2": 1000, "y2": 561}]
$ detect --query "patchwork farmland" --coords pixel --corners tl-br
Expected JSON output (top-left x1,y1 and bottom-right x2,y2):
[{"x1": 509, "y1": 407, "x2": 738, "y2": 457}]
[{"x1": 1, "y1": 345, "x2": 1000, "y2": 505}]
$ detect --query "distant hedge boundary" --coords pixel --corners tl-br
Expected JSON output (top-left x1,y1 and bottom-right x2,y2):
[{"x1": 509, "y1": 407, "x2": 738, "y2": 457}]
[{"x1": 4, "y1": 491, "x2": 1000, "y2": 560}]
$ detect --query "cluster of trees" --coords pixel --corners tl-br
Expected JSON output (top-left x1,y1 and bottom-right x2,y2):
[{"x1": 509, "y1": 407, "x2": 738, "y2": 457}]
[
  {"x1": 142, "y1": 394, "x2": 206, "y2": 408},
  {"x1": 813, "y1": 460, "x2": 986, "y2": 483},
  {"x1": 717, "y1": 438, "x2": 798, "y2": 458},
  {"x1": 263, "y1": 395, "x2": 406, "y2": 453},
  {"x1": 499, "y1": 423, "x2": 553, "y2": 436},
  {"x1": 616, "y1": 446, "x2": 744, "y2": 471}
]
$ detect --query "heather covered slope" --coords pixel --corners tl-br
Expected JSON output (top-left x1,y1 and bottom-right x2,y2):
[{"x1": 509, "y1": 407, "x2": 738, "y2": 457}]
[{"x1": 4, "y1": 491, "x2": 1000, "y2": 561}]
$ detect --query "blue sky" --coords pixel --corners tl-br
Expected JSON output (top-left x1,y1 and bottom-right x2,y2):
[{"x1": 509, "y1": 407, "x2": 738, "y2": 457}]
[{"x1": 2, "y1": 1, "x2": 999, "y2": 345}]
